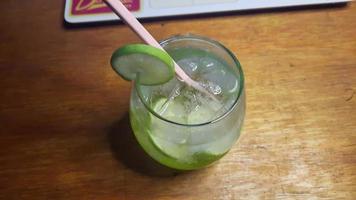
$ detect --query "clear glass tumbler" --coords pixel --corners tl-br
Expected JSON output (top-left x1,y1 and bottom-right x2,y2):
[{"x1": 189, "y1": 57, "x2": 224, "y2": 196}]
[{"x1": 129, "y1": 35, "x2": 245, "y2": 170}]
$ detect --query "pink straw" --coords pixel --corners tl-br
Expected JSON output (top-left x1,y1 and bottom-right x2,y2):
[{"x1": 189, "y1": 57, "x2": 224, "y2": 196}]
[{"x1": 104, "y1": 0, "x2": 217, "y2": 99}]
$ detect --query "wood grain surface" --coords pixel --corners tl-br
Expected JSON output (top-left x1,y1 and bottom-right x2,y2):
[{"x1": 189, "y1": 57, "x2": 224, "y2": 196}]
[{"x1": 0, "y1": 1, "x2": 355, "y2": 199}]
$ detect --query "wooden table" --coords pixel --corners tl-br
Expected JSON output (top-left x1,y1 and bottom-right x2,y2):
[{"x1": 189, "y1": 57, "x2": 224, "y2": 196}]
[{"x1": 0, "y1": 1, "x2": 355, "y2": 199}]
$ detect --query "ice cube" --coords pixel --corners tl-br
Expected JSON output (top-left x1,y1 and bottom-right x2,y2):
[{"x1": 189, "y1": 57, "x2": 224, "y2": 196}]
[
  {"x1": 148, "y1": 134, "x2": 188, "y2": 159},
  {"x1": 187, "y1": 102, "x2": 215, "y2": 124},
  {"x1": 200, "y1": 56, "x2": 220, "y2": 69},
  {"x1": 151, "y1": 98, "x2": 189, "y2": 144},
  {"x1": 198, "y1": 56, "x2": 239, "y2": 95},
  {"x1": 177, "y1": 57, "x2": 200, "y2": 76}
]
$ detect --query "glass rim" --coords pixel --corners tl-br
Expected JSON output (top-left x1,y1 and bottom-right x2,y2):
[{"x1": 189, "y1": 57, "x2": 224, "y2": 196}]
[{"x1": 135, "y1": 34, "x2": 245, "y2": 127}]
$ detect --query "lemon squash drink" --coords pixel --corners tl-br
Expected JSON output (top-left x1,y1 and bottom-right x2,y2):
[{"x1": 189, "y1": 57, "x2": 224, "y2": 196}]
[
  {"x1": 112, "y1": 35, "x2": 245, "y2": 170},
  {"x1": 111, "y1": 35, "x2": 245, "y2": 170}
]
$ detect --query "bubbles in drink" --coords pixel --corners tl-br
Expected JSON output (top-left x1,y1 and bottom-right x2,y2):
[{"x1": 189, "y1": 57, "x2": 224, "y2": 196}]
[{"x1": 200, "y1": 81, "x2": 222, "y2": 95}]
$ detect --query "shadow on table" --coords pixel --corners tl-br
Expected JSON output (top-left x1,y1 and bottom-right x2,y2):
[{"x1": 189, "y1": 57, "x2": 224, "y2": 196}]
[{"x1": 107, "y1": 113, "x2": 181, "y2": 177}]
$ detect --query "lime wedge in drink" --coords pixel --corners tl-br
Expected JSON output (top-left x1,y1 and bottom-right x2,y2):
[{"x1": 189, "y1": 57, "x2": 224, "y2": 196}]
[{"x1": 111, "y1": 44, "x2": 174, "y2": 85}]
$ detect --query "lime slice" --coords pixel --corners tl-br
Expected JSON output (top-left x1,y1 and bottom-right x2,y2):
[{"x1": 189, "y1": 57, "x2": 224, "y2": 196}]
[{"x1": 111, "y1": 44, "x2": 175, "y2": 85}]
